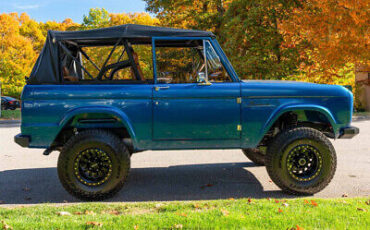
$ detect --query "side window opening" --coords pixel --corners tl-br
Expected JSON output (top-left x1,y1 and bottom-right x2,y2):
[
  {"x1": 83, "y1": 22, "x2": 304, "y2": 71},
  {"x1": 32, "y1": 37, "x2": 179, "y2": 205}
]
[
  {"x1": 155, "y1": 39, "x2": 231, "y2": 84},
  {"x1": 59, "y1": 40, "x2": 153, "y2": 84}
]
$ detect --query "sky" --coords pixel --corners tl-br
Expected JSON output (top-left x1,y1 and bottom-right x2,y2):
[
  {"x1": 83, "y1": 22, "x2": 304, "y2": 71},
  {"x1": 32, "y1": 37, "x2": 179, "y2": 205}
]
[{"x1": 0, "y1": 0, "x2": 149, "y2": 23}]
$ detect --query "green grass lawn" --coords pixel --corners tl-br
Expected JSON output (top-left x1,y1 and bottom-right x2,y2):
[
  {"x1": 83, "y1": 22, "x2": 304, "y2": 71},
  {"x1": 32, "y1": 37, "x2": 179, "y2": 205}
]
[
  {"x1": 0, "y1": 109, "x2": 21, "y2": 120},
  {"x1": 0, "y1": 198, "x2": 369, "y2": 229}
]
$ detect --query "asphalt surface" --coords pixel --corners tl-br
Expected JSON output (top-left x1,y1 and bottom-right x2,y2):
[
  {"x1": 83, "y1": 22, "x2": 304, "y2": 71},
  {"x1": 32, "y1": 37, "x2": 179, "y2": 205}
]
[{"x1": 0, "y1": 119, "x2": 369, "y2": 205}]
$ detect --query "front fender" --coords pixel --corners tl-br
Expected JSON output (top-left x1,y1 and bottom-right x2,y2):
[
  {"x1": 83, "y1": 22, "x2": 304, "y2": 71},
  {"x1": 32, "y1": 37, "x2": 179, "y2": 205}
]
[
  {"x1": 261, "y1": 104, "x2": 339, "y2": 138},
  {"x1": 58, "y1": 106, "x2": 138, "y2": 148}
]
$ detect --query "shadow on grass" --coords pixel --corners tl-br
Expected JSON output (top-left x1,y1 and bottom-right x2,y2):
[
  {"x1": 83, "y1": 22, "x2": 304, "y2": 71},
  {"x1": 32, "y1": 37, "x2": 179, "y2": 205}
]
[{"x1": 0, "y1": 162, "x2": 300, "y2": 205}]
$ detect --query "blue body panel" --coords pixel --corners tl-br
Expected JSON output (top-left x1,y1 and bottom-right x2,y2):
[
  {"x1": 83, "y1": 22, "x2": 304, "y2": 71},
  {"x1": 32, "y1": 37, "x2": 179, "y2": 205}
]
[{"x1": 19, "y1": 38, "x2": 354, "y2": 151}]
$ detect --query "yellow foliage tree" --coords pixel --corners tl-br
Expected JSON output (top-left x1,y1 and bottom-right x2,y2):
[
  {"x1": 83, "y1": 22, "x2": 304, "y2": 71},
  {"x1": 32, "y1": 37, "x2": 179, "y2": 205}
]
[{"x1": 0, "y1": 13, "x2": 36, "y2": 97}]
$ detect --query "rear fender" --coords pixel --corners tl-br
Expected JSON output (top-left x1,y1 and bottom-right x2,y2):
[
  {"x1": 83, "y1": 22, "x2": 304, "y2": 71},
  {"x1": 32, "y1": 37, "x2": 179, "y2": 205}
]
[{"x1": 58, "y1": 106, "x2": 137, "y2": 148}]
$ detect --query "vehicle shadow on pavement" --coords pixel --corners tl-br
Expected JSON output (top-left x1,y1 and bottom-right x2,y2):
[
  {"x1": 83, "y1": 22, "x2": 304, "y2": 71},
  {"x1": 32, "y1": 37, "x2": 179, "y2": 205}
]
[{"x1": 0, "y1": 162, "x2": 299, "y2": 205}]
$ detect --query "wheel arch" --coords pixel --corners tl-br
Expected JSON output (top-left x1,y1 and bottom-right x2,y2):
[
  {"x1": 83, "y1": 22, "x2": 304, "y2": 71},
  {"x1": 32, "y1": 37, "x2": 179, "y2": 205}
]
[
  {"x1": 53, "y1": 106, "x2": 137, "y2": 149},
  {"x1": 260, "y1": 104, "x2": 339, "y2": 141}
]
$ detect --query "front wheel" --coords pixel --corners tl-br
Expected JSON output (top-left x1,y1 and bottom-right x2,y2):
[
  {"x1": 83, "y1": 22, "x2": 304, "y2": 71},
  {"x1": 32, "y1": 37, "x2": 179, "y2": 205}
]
[
  {"x1": 266, "y1": 127, "x2": 336, "y2": 195},
  {"x1": 57, "y1": 129, "x2": 130, "y2": 201}
]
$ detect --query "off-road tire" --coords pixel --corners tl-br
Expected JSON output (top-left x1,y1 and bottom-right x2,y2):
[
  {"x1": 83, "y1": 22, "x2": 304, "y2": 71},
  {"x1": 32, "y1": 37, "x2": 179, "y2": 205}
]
[
  {"x1": 57, "y1": 129, "x2": 130, "y2": 201},
  {"x1": 242, "y1": 148, "x2": 265, "y2": 166},
  {"x1": 266, "y1": 127, "x2": 336, "y2": 195}
]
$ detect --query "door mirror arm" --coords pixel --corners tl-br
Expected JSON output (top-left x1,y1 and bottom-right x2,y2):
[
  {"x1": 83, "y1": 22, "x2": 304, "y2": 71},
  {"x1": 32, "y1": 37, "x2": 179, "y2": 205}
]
[{"x1": 198, "y1": 81, "x2": 212, "y2": 86}]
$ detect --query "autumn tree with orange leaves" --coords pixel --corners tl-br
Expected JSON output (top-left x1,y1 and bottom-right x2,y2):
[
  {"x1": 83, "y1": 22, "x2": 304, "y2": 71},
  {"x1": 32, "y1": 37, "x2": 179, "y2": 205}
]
[
  {"x1": 0, "y1": 2, "x2": 368, "y2": 102},
  {"x1": 281, "y1": 0, "x2": 370, "y2": 83}
]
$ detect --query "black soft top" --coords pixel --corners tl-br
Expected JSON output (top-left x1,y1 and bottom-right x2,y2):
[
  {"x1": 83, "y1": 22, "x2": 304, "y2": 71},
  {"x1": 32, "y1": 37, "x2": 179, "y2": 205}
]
[
  {"x1": 49, "y1": 24, "x2": 215, "y2": 46},
  {"x1": 28, "y1": 24, "x2": 214, "y2": 84}
]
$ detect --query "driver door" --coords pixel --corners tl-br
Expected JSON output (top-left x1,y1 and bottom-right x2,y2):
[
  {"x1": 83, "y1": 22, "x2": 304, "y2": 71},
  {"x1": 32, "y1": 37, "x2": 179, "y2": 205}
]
[{"x1": 152, "y1": 39, "x2": 241, "y2": 147}]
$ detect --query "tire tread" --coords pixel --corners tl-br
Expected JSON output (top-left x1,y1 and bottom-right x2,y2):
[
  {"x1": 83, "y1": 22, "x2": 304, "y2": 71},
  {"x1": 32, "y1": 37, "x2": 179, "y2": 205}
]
[
  {"x1": 265, "y1": 127, "x2": 336, "y2": 195},
  {"x1": 57, "y1": 129, "x2": 130, "y2": 201}
]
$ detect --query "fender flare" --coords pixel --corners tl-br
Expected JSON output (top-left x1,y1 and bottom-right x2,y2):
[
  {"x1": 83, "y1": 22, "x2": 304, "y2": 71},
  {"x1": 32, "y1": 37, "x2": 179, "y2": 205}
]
[
  {"x1": 57, "y1": 106, "x2": 138, "y2": 149},
  {"x1": 260, "y1": 104, "x2": 339, "y2": 138}
]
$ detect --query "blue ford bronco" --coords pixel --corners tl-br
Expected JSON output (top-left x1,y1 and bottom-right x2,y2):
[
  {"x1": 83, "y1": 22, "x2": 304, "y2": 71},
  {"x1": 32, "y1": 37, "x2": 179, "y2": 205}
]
[{"x1": 15, "y1": 24, "x2": 359, "y2": 200}]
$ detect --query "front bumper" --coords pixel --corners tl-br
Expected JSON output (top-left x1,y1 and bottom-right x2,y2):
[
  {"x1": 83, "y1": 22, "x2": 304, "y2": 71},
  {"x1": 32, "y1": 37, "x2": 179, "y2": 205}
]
[
  {"x1": 338, "y1": 126, "x2": 359, "y2": 139},
  {"x1": 14, "y1": 134, "x2": 30, "y2": 147}
]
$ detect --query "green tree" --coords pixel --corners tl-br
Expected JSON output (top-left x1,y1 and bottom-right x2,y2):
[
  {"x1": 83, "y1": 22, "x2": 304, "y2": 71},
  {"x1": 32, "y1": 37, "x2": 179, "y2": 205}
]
[
  {"x1": 221, "y1": 0, "x2": 307, "y2": 79},
  {"x1": 144, "y1": 0, "x2": 231, "y2": 35},
  {"x1": 145, "y1": 0, "x2": 307, "y2": 79},
  {"x1": 83, "y1": 8, "x2": 110, "y2": 29}
]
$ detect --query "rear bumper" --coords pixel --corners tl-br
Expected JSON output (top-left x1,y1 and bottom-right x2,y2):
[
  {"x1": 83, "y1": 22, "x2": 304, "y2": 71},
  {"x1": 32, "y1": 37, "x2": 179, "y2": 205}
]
[
  {"x1": 14, "y1": 134, "x2": 30, "y2": 147},
  {"x1": 338, "y1": 126, "x2": 359, "y2": 139}
]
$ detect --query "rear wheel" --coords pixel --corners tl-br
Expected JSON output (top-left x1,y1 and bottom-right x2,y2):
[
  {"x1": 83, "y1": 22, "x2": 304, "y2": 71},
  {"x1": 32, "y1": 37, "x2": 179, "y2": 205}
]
[
  {"x1": 266, "y1": 127, "x2": 336, "y2": 195},
  {"x1": 57, "y1": 129, "x2": 130, "y2": 201},
  {"x1": 242, "y1": 148, "x2": 265, "y2": 166}
]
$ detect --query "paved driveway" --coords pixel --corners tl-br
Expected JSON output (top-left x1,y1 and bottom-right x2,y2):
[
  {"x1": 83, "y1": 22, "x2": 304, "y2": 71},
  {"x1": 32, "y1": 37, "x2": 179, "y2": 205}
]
[{"x1": 0, "y1": 119, "x2": 369, "y2": 205}]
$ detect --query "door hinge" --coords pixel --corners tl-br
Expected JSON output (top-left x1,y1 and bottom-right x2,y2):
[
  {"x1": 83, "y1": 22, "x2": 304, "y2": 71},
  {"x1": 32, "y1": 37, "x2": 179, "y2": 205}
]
[
  {"x1": 236, "y1": 97, "x2": 242, "y2": 104},
  {"x1": 237, "y1": 124, "x2": 242, "y2": 131}
]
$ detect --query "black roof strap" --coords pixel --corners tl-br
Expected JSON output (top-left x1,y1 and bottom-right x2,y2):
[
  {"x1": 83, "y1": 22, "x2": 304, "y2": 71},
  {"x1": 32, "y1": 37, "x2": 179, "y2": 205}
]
[
  {"x1": 97, "y1": 38, "x2": 122, "y2": 80},
  {"x1": 79, "y1": 48, "x2": 101, "y2": 74},
  {"x1": 123, "y1": 39, "x2": 142, "y2": 81},
  {"x1": 59, "y1": 41, "x2": 94, "y2": 80}
]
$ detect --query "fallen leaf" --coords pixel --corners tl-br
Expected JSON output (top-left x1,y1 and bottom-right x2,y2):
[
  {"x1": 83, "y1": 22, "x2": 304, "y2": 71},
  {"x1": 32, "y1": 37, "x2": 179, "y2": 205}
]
[
  {"x1": 221, "y1": 209, "x2": 229, "y2": 216},
  {"x1": 365, "y1": 200, "x2": 370, "y2": 205},
  {"x1": 176, "y1": 212, "x2": 187, "y2": 217},
  {"x1": 228, "y1": 198, "x2": 235, "y2": 201},
  {"x1": 74, "y1": 212, "x2": 83, "y2": 215},
  {"x1": 173, "y1": 224, "x2": 183, "y2": 229},
  {"x1": 357, "y1": 208, "x2": 367, "y2": 212},
  {"x1": 296, "y1": 224, "x2": 304, "y2": 230},
  {"x1": 266, "y1": 198, "x2": 270, "y2": 201},
  {"x1": 282, "y1": 203, "x2": 289, "y2": 207},
  {"x1": 200, "y1": 184, "x2": 214, "y2": 189},
  {"x1": 1, "y1": 221, "x2": 13, "y2": 230},
  {"x1": 288, "y1": 225, "x2": 304, "y2": 230},
  {"x1": 278, "y1": 208, "x2": 283, "y2": 213},
  {"x1": 84, "y1": 210, "x2": 95, "y2": 215},
  {"x1": 311, "y1": 200, "x2": 318, "y2": 207},
  {"x1": 86, "y1": 221, "x2": 103, "y2": 227},
  {"x1": 268, "y1": 180, "x2": 273, "y2": 183},
  {"x1": 342, "y1": 194, "x2": 348, "y2": 197},
  {"x1": 57, "y1": 211, "x2": 71, "y2": 216},
  {"x1": 248, "y1": 198, "x2": 252, "y2": 203},
  {"x1": 108, "y1": 210, "x2": 121, "y2": 215},
  {"x1": 193, "y1": 203, "x2": 200, "y2": 209},
  {"x1": 275, "y1": 200, "x2": 279, "y2": 203}
]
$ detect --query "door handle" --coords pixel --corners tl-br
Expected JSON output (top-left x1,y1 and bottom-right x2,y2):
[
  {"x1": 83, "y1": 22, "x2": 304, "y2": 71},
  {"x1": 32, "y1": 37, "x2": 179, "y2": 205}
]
[{"x1": 154, "y1": 86, "x2": 170, "y2": 91}]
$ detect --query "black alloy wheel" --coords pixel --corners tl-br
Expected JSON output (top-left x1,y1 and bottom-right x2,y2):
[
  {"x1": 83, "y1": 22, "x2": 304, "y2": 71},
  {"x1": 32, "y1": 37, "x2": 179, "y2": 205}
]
[
  {"x1": 266, "y1": 127, "x2": 336, "y2": 195},
  {"x1": 58, "y1": 129, "x2": 130, "y2": 201}
]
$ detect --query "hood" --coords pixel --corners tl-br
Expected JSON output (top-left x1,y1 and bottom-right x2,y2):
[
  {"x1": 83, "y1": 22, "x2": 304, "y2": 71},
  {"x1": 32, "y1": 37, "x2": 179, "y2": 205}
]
[{"x1": 241, "y1": 80, "x2": 352, "y2": 98}]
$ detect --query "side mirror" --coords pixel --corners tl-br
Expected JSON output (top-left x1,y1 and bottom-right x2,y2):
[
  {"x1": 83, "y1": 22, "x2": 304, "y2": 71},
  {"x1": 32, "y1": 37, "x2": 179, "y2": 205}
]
[
  {"x1": 197, "y1": 72, "x2": 212, "y2": 86},
  {"x1": 197, "y1": 72, "x2": 206, "y2": 83}
]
